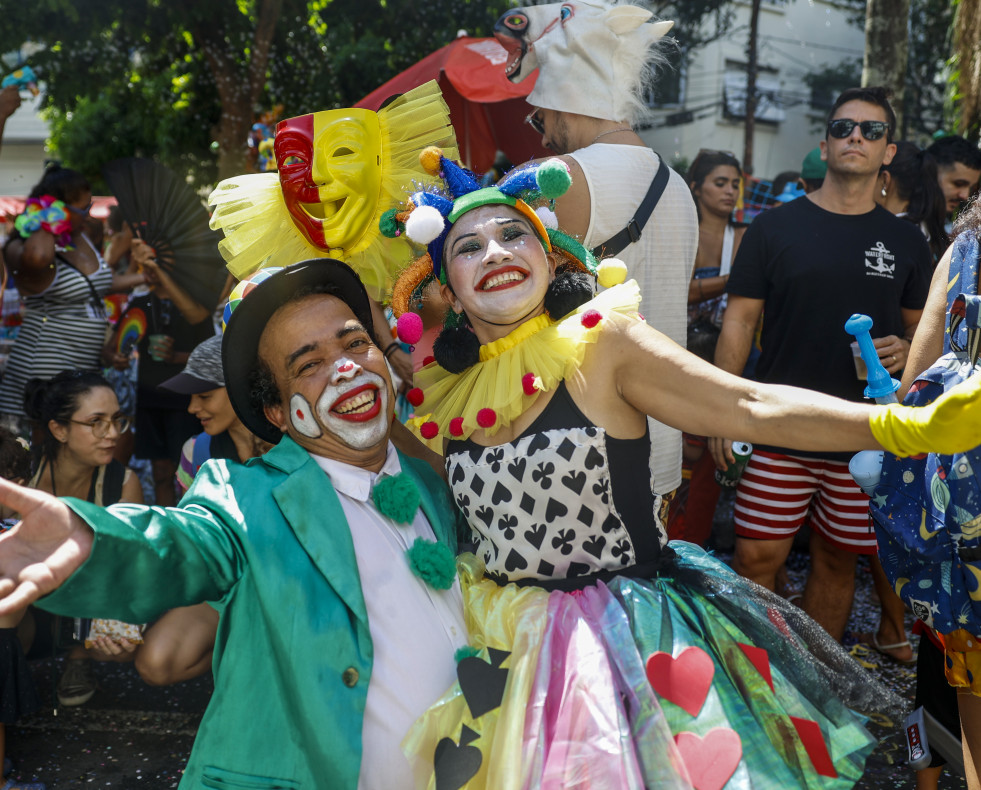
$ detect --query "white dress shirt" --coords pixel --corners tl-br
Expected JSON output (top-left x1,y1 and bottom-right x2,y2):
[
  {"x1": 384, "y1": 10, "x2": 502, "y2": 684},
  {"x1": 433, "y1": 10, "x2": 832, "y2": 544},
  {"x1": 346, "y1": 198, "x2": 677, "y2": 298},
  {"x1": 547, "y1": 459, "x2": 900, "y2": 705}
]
[{"x1": 312, "y1": 443, "x2": 467, "y2": 790}]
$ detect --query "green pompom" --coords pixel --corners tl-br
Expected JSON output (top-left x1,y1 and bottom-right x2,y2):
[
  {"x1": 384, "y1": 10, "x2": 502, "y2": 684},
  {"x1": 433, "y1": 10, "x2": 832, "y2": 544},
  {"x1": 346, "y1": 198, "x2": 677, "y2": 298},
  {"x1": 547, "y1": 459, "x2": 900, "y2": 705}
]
[
  {"x1": 372, "y1": 473, "x2": 421, "y2": 524},
  {"x1": 536, "y1": 159, "x2": 573, "y2": 200},
  {"x1": 454, "y1": 645, "x2": 481, "y2": 662},
  {"x1": 406, "y1": 537, "x2": 457, "y2": 590},
  {"x1": 379, "y1": 208, "x2": 400, "y2": 238}
]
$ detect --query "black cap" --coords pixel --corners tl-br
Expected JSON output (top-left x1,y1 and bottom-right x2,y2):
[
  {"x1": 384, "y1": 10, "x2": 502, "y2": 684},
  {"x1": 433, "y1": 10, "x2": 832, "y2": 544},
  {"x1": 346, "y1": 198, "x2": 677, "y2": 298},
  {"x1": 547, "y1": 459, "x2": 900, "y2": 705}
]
[{"x1": 222, "y1": 259, "x2": 376, "y2": 444}]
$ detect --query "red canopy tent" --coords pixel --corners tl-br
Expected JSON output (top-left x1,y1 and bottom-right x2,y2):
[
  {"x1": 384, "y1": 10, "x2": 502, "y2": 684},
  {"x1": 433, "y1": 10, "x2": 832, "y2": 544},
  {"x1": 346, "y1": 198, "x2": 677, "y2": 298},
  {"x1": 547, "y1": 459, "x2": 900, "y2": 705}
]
[{"x1": 357, "y1": 37, "x2": 547, "y2": 173}]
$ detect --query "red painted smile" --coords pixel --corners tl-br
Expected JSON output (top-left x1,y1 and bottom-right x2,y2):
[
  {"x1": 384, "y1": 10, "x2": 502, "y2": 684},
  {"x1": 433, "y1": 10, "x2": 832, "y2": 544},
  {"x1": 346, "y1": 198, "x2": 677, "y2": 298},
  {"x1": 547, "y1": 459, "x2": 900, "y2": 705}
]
[
  {"x1": 330, "y1": 383, "x2": 381, "y2": 422},
  {"x1": 477, "y1": 266, "x2": 529, "y2": 292}
]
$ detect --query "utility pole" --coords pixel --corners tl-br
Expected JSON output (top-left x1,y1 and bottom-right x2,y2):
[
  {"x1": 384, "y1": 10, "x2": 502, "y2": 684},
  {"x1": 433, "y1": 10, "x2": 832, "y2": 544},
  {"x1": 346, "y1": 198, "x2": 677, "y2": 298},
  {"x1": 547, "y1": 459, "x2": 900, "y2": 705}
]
[{"x1": 743, "y1": 0, "x2": 762, "y2": 175}]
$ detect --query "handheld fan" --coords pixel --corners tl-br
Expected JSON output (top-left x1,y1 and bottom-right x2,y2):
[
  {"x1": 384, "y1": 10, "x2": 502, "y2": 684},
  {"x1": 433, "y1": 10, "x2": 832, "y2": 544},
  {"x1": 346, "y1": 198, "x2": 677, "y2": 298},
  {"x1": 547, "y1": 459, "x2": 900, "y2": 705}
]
[{"x1": 102, "y1": 158, "x2": 226, "y2": 310}]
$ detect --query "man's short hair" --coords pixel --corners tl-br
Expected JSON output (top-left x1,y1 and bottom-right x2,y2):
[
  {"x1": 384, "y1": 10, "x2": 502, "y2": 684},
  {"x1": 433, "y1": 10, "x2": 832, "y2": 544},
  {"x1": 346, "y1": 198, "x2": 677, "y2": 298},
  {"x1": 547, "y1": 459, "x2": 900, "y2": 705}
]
[
  {"x1": 826, "y1": 86, "x2": 896, "y2": 142},
  {"x1": 926, "y1": 135, "x2": 981, "y2": 172}
]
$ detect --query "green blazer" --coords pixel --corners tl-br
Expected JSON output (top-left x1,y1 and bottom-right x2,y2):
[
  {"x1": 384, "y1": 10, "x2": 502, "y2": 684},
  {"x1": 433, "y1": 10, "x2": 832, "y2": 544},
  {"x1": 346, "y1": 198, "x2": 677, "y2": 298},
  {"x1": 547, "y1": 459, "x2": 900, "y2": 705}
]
[{"x1": 41, "y1": 436, "x2": 464, "y2": 790}]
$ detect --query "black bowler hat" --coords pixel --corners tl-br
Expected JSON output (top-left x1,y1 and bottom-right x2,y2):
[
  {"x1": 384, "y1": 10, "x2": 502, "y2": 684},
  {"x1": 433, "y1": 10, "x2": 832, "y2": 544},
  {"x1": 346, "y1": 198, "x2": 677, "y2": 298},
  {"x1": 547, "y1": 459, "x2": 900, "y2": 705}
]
[{"x1": 222, "y1": 259, "x2": 376, "y2": 444}]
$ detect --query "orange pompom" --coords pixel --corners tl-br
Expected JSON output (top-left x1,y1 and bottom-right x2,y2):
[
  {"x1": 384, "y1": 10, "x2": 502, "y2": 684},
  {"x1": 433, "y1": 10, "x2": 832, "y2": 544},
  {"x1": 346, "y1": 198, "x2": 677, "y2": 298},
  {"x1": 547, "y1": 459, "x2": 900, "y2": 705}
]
[{"x1": 420, "y1": 146, "x2": 444, "y2": 176}]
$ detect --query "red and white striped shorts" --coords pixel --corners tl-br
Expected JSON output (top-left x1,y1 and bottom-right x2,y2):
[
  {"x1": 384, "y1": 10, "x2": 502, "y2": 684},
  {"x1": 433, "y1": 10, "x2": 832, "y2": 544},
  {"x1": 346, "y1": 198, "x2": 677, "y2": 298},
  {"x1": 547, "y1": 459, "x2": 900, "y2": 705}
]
[{"x1": 733, "y1": 449, "x2": 876, "y2": 554}]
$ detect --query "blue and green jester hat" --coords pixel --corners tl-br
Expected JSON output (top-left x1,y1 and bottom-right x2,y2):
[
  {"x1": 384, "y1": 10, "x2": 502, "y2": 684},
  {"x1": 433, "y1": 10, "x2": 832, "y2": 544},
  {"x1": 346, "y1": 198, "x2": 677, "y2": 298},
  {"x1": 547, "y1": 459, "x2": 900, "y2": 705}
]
[{"x1": 381, "y1": 146, "x2": 628, "y2": 349}]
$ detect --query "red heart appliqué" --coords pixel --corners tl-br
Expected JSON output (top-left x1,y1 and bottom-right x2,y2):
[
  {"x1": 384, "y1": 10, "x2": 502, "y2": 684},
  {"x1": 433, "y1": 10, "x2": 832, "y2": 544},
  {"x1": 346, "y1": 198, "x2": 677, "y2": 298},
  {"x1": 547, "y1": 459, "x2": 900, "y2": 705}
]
[
  {"x1": 646, "y1": 646, "x2": 714, "y2": 717},
  {"x1": 674, "y1": 728, "x2": 742, "y2": 790}
]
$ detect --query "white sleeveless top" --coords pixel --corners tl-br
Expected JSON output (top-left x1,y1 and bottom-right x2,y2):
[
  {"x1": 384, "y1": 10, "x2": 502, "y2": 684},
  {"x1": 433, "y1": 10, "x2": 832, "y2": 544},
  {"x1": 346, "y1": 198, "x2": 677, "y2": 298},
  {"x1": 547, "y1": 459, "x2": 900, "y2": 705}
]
[{"x1": 568, "y1": 144, "x2": 698, "y2": 493}]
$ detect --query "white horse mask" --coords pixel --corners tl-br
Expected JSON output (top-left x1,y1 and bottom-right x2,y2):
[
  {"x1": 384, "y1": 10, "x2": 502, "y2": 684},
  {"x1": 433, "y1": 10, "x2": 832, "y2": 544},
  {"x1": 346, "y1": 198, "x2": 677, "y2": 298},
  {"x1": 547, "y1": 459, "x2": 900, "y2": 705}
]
[{"x1": 495, "y1": 1, "x2": 674, "y2": 125}]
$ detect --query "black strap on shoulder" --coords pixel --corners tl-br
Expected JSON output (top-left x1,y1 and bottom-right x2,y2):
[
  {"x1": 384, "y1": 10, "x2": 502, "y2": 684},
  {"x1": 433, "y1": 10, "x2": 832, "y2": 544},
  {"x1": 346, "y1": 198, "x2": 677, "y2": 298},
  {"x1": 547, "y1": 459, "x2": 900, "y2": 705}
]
[{"x1": 591, "y1": 156, "x2": 669, "y2": 259}]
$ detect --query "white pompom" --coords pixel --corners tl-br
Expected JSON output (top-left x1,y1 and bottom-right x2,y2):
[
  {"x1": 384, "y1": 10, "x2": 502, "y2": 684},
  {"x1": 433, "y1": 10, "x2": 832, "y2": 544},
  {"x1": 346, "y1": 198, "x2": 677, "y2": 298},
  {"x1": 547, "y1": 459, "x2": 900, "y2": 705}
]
[
  {"x1": 405, "y1": 205, "x2": 446, "y2": 245},
  {"x1": 536, "y1": 206, "x2": 558, "y2": 230}
]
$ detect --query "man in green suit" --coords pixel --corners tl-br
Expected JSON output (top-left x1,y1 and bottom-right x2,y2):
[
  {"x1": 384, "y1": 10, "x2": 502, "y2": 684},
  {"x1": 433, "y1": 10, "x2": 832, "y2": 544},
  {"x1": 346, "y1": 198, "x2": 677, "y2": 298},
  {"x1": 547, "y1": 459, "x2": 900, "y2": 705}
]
[{"x1": 0, "y1": 260, "x2": 469, "y2": 789}]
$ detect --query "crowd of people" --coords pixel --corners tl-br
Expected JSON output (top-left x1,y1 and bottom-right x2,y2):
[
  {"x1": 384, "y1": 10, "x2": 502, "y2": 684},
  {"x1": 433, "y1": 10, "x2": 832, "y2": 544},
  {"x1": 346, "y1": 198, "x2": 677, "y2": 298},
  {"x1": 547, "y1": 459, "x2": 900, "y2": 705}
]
[{"x1": 0, "y1": 2, "x2": 980, "y2": 789}]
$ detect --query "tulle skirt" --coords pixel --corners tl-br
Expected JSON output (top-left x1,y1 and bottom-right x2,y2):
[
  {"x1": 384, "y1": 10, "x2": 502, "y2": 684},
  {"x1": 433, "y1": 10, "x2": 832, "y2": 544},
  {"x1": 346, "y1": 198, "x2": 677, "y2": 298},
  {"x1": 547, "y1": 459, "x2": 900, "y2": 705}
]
[{"x1": 403, "y1": 542, "x2": 902, "y2": 790}]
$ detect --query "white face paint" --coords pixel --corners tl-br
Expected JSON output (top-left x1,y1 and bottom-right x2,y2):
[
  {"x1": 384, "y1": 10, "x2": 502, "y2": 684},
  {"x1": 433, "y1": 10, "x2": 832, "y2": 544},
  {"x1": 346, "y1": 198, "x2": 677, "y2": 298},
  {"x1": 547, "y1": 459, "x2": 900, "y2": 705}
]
[
  {"x1": 302, "y1": 356, "x2": 392, "y2": 450},
  {"x1": 289, "y1": 392, "x2": 322, "y2": 438}
]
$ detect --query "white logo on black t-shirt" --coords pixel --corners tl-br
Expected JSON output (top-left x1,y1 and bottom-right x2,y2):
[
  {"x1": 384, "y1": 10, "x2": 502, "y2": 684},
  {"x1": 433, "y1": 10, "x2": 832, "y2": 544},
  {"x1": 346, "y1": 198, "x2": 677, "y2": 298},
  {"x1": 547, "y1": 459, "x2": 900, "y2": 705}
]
[{"x1": 864, "y1": 241, "x2": 896, "y2": 278}]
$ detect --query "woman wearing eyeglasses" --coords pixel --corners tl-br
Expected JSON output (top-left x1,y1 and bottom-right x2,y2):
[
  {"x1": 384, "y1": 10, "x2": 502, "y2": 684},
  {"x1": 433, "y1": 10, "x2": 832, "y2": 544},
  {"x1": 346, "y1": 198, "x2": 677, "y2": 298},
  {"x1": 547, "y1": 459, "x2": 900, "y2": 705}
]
[
  {"x1": 0, "y1": 166, "x2": 146, "y2": 437},
  {"x1": 22, "y1": 370, "x2": 143, "y2": 708},
  {"x1": 666, "y1": 151, "x2": 748, "y2": 546}
]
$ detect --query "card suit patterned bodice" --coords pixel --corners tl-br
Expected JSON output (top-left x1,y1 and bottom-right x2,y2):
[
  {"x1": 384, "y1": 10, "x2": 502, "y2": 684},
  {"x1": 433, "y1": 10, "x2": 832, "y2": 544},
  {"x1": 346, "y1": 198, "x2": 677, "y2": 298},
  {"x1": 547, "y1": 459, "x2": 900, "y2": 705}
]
[{"x1": 447, "y1": 426, "x2": 662, "y2": 583}]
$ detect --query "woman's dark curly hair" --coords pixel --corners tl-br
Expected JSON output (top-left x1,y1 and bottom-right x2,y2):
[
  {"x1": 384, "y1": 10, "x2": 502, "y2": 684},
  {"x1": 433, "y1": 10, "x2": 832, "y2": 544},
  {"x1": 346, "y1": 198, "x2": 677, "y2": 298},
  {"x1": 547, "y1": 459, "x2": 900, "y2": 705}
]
[
  {"x1": 29, "y1": 164, "x2": 91, "y2": 205},
  {"x1": 23, "y1": 369, "x2": 111, "y2": 467}
]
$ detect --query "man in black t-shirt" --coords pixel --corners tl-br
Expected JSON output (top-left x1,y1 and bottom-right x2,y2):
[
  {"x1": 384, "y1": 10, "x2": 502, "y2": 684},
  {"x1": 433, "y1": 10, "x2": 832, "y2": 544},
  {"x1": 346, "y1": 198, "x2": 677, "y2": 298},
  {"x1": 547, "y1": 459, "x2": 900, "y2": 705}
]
[{"x1": 711, "y1": 87, "x2": 933, "y2": 654}]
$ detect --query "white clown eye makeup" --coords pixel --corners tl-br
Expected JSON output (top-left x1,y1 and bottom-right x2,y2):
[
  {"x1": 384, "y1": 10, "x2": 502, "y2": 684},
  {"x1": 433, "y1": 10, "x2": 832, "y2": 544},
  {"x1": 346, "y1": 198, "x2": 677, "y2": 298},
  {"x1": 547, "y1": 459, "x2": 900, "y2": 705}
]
[{"x1": 289, "y1": 392, "x2": 323, "y2": 438}]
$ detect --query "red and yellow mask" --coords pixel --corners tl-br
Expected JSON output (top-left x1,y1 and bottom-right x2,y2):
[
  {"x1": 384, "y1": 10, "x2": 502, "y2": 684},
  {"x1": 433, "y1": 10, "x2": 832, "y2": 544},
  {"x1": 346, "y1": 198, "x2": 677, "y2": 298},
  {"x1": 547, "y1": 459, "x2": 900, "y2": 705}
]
[{"x1": 275, "y1": 109, "x2": 383, "y2": 253}]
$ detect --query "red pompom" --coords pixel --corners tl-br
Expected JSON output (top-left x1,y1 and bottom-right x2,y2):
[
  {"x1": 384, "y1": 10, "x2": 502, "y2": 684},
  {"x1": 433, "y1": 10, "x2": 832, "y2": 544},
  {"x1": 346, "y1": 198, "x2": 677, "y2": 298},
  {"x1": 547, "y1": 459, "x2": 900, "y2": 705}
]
[
  {"x1": 521, "y1": 372, "x2": 537, "y2": 396},
  {"x1": 476, "y1": 408, "x2": 497, "y2": 428},
  {"x1": 580, "y1": 309, "x2": 603, "y2": 328},
  {"x1": 422, "y1": 355, "x2": 436, "y2": 367},
  {"x1": 420, "y1": 421, "x2": 439, "y2": 439},
  {"x1": 406, "y1": 387, "x2": 425, "y2": 407},
  {"x1": 449, "y1": 417, "x2": 465, "y2": 436}
]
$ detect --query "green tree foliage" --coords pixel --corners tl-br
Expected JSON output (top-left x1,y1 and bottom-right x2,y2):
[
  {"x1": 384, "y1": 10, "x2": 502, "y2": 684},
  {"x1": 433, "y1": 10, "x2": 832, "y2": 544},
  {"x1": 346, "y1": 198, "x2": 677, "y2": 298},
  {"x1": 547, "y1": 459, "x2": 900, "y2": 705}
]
[{"x1": 1, "y1": 0, "x2": 514, "y2": 187}]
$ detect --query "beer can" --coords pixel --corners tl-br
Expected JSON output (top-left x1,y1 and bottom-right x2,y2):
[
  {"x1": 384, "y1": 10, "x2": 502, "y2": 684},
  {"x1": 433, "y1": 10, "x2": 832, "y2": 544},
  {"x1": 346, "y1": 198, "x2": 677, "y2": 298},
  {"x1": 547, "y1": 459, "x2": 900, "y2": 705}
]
[{"x1": 715, "y1": 442, "x2": 752, "y2": 488}]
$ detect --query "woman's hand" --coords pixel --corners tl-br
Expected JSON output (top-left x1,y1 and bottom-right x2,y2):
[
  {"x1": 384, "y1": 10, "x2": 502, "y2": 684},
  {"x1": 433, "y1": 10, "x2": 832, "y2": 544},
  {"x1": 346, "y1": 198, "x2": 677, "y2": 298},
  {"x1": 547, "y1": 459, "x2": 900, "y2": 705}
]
[{"x1": 88, "y1": 635, "x2": 139, "y2": 659}]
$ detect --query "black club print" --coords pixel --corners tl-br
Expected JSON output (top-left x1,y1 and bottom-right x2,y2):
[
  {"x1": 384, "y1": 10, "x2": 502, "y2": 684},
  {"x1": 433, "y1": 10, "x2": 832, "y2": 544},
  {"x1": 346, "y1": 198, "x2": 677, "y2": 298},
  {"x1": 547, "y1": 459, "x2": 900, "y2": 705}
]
[
  {"x1": 592, "y1": 478, "x2": 610, "y2": 504},
  {"x1": 551, "y1": 528, "x2": 576, "y2": 555},
  {"x1": 485, "y1": 448, "x2": 505, "y2": 473},
  {"x1": 497, "y1": 514, "x2": 517, "y2": 540},
  {"x1": 532, "y1": 461, "x2": 555, "y2": 489},
  {"x1": 456, "y1": 493, "x2": 471, "y2": 519},
  {"x1": 611, "y1": 539, "x2": 632, "y2": 565}
]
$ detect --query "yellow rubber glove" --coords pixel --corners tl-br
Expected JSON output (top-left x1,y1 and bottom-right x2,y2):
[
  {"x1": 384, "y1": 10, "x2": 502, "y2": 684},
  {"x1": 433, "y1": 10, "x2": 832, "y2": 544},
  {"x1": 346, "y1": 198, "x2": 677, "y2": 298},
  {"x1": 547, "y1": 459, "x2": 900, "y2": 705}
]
[{"x1": 870, "y1": 374, "x2": 981, "y2": 457}]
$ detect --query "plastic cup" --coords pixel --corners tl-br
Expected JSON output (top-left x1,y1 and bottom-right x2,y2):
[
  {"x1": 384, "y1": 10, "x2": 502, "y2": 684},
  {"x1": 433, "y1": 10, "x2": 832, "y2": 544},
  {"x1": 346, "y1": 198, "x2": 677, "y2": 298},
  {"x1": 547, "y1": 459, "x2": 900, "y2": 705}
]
[
  {"x1": 147, "y1": 334, "x2": 168, "y2": 362},
  {"x1": 850, "y1": 341, "x2": 868, "y2": 380}
]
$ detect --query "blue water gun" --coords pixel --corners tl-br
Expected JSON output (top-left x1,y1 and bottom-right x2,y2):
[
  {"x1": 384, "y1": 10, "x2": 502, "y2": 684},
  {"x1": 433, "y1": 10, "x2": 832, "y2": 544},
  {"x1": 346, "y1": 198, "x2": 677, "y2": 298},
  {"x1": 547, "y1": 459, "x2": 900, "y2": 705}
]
[
  {"x1": 2, "y1": 66, "x2": 38, "y2": 96},
  {"x1": 845, "y1": 313, "x2": 900, "y2": 495}
]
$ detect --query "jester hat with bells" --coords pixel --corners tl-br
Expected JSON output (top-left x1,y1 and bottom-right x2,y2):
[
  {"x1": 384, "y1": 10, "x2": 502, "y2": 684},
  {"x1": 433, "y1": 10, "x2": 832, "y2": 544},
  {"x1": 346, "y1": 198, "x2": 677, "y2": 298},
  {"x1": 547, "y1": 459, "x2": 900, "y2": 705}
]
[
  {"x1": 384, "y1": 147, "x2": 628, "y2": 376},
  {"x1": 495, "y1": 1, "x2": 674, "y2": 125},
  {"x1": 207, "y1": 81, "x2": 458, "y2": 301}
]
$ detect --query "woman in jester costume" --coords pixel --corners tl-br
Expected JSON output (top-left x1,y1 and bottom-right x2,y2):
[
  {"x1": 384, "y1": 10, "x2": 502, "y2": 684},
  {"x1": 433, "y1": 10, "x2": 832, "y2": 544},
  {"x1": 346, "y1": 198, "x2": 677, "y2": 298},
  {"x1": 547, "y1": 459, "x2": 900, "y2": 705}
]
[{"x1": 383, "y1": 149, "x2": 981, "y2": 790}]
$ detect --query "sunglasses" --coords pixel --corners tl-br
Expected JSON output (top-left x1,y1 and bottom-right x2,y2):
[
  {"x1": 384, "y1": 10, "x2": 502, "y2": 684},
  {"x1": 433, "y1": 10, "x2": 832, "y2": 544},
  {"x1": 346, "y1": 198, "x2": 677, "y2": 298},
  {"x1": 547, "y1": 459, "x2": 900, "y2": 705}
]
[
  {"x1": 525, "y1": 109, "x2": 545, "y2": 135},
  {"x1": 66, "y1": 200, "x2": 94, "y2": 216},
  {"x1": 827, "y1": 119, "x2": 890, "y2": 141}
]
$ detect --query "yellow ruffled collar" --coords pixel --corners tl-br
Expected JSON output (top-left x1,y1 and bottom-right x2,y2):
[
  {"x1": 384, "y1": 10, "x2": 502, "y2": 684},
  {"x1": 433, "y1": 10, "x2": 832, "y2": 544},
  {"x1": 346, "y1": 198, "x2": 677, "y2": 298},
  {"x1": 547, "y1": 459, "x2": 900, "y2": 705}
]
[{"x1": 410, "y1": 281, "x2": 642, "y2": 448}]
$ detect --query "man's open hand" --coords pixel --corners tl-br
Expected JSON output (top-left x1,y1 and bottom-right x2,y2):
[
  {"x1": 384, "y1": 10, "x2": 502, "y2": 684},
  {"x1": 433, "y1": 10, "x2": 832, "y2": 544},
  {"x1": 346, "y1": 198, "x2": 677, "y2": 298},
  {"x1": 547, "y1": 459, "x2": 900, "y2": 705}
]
[{"x1": 0, "y1": 479, "x2": 93, "y2": 616}]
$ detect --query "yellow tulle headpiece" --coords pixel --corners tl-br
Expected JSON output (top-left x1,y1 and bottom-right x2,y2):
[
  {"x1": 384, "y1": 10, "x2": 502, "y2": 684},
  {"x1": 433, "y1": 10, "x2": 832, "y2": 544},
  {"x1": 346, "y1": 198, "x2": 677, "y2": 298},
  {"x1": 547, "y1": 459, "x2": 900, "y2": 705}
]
[{"x1": 208, "y1": 81, "x2": 459, "y2": 301}]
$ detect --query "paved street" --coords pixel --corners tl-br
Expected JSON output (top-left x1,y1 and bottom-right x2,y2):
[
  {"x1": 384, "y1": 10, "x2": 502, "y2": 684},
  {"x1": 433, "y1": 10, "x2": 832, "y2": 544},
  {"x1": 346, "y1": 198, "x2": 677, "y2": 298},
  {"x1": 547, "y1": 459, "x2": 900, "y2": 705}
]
[{"x1": 1, "y1": 550, "x2": 968, "y2": 788}]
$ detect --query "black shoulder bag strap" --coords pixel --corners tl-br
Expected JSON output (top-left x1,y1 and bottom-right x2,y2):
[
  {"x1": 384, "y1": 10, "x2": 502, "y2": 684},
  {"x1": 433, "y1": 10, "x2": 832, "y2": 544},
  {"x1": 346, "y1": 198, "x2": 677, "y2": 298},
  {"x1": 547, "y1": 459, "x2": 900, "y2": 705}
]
[{"x1": 591, "y1": 155, "x2": 670, "y2": 259}]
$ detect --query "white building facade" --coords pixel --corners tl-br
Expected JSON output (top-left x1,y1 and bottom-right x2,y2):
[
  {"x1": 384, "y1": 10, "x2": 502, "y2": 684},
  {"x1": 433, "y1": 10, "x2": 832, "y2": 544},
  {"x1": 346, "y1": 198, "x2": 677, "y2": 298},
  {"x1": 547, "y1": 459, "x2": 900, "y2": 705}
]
[{"x1": 642, "y1": 0, "x2": 866, "y2": 179}]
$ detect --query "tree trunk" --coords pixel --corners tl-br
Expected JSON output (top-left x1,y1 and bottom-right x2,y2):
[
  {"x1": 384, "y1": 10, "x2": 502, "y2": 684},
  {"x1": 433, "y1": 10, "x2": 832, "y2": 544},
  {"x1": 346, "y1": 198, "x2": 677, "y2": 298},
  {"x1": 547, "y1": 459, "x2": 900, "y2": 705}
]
[
  {"x1": 862, "y1": 0, "x2": 910, "y2": 132},
  {"x1": 196, "y1": 0, "x2": 283, "y2": 181},
  {"x1": 953, "y1": 0, "x2": 981, "y2": 134}
]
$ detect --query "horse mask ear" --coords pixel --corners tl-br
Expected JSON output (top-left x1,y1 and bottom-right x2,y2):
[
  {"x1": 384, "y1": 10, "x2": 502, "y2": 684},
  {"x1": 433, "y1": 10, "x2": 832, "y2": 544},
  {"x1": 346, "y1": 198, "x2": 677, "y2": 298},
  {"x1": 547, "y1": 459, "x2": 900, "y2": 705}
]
[{"x1": 605, "y1": 5, "x2": 653, "y2": 34}]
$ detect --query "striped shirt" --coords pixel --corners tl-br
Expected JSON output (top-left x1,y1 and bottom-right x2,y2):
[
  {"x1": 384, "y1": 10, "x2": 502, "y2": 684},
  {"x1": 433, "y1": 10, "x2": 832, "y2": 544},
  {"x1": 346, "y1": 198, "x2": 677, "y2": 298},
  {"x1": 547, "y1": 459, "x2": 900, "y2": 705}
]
[{"x1": 0, "y1": 242, "x2": 112, "y2": 418}]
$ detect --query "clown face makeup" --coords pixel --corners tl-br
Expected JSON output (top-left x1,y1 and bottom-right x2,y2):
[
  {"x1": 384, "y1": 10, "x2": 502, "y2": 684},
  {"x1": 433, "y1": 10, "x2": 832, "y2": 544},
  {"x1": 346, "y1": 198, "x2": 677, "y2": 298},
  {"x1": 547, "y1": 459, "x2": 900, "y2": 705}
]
[
  {"x1": 440, "y1": 205, "x2": 554, "y2": 341},
  {"x1": 275, "y1": 109, "x2": 383, "y2": 252},
  {"x1": 259, "y1": 294, "x2": 395, "y2": 460}
]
